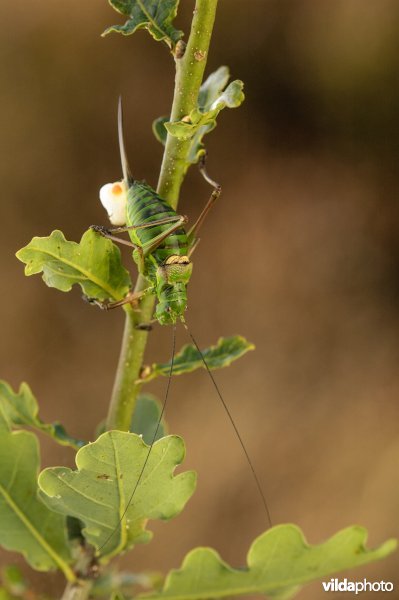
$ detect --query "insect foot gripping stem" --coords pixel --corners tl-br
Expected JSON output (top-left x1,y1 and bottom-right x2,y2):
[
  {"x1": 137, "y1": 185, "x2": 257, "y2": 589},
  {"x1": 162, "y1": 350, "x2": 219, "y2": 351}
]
[
  {"x1": 82, "y1": 295, "x2": 112, "y2": 310},
  {"x1": 89, "y1": 224, "x2": 111, "y2": 236}
]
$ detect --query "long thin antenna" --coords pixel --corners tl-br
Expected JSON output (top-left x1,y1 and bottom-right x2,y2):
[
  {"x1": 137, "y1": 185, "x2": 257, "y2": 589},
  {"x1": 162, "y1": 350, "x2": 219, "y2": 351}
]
[
  {"x1": 98, "y1": 324, "x2": 177, "y2": 554},
  {"x1": 118, "y1": 96, "x2": 133, "y2": 184},
  {"x1": 183, "y1": 323, "x2": 272, "y2": 528}
]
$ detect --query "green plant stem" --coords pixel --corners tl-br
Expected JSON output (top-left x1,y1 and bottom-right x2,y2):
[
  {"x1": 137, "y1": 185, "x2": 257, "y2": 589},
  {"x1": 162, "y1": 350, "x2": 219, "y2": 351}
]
[
  {"x1": 61, "y1": 581, "x2": 92, "y2": 600},
  {"x1": 106, "y1": 299, "x2": 154, "y2": 431},
  {"x1": 157, "y1": 0, "x2": 220, "y2": 210},
  {"x1": 105, "y1": 0, "x2": 219, "y2": 431}
]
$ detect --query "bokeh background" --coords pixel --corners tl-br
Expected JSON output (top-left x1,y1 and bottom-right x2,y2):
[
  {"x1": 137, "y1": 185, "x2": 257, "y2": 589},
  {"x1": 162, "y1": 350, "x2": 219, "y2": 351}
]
[{"x1": 1, "y1": 0, "x2": 399, "y2": 598}]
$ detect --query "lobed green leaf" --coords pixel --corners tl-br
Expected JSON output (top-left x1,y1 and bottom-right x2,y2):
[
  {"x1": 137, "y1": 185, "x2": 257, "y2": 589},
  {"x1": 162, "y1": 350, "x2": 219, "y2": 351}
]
[
  {"x1": 0, "y1": 380, "x2": 84, "y2": 450},
  {"x1": 131, "y1": 394, "x2": 168, "y2": 444},
  {"x1": 165, "y1": 80, "x2": 244, "y2": 140},
  {"x1": 140, "y1": 336, "x2": 254, "y2": 383},
  {"x1": 103, "y1": 0, "x2": 183, "y2": 48},
  {"x1": 139, "y1": 525, "x2": 397, "y2": 599},
  {"x1": 159, "y1": 66, "x2": 244, "y2": 165},
  {"x1": 0, "y1": 429, "x2": 72, "y2": 575},
  {"x1": 16, "y1": 229, "x2": 131, "y2": 302},
  {"x1": 38, "y1": 431, "x2": 196, "y2": 563},
  {"x1": 197, "y1": 66, "x2": 230, "y2": 111}
]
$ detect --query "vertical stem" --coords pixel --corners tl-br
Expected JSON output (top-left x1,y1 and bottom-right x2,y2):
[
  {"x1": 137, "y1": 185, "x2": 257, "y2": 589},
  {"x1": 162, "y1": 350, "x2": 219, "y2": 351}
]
[
  {"x1": 61, "y1": 581, "x2": 92, "y2": 600},
  {"x1": 106, "y1": 0, "x2": 219, "y2": 431},
  {"x1": 157, "y1": 0, "x2": 219, "y2": 208},
  {"x1": 106, "y1": 298, "x2": 154, "y2": 431}
]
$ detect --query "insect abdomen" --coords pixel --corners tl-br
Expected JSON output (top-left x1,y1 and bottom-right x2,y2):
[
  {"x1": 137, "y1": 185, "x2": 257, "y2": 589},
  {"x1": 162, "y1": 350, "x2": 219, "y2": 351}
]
[{"x1": 127, "y1": 182, "x2": 188, "y2": 262}]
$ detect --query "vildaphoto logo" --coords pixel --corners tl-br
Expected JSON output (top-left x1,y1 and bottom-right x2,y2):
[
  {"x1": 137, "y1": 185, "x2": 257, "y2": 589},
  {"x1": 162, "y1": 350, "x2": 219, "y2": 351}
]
[{"x1": 322, "y1": 578, "x2": 394, "y2": 594}]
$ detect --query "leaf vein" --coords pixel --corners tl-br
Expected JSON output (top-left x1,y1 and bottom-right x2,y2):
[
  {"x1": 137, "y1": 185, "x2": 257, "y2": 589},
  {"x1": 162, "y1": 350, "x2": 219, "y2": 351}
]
[
  {"x1": 27, "y1": 246, "x2": 119, "y2": 299},
  {"x1": 0, "y1": 484, "x2": 74, "y2": 581}
]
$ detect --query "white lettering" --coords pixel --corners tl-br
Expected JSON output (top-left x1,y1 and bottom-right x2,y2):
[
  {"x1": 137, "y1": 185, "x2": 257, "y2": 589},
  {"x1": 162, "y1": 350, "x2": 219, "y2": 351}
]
[
  {"x1": 322, "y1": 578, "x2": 394, "y2": 593},
  {"x1": 386, "y1": 582, "x2": 394, "y2": 591},
  {"x1": 322, "y1": 581, "x2": 334, "y2": 592},
  {"x1": 372, "y1": 582, "x2": 380, "y2": 591}
]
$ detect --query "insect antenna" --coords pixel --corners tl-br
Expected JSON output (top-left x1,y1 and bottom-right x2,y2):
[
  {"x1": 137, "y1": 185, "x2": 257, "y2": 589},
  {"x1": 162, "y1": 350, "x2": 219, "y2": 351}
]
[
  {"x1": 98, "y1": 324, "x2": 177, "y2": 554},
  {"x1": 118, "y1": 96, "x2": 134, "y2": 185},
  {"x1": 183, "y1": 322, "x2": 272, "y2": 528}
]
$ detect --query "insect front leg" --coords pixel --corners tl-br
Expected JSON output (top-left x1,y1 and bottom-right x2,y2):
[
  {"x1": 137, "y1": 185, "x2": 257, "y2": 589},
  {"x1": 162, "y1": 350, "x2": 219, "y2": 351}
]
[
  {"x1": 90, "y1": 215, "x2": 185, "y2": 270},
  {"x1": 90, "y1": 224, "x2": 145, "y2": 272},
  {"x1": 90, "y1": 225, "x2": 139, "y2": 248}
]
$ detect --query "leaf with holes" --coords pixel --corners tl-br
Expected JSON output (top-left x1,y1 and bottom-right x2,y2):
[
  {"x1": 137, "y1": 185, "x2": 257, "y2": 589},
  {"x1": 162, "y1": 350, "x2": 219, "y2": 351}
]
[
  {"x1": 138, "y1": 525, "x2": 397, "y2": 599},
  {"x1": 140, "y1": 336, "x2": 254, "y2": 383},
  {"x1": 16, "y1": 229, "x2": 131, "y2": 301},
  {"x1": 103, "y1": 0, "x2": 183, "y2": 48},
  {"x1": 0, "y1": 380, "x2": 84, "y2": 450},
  {"x1": 0, "y1": 427, "x2": 72, "y2": 576},
  {"x1": 38, "y1": 431, "x2": 196, "y2": 563}
]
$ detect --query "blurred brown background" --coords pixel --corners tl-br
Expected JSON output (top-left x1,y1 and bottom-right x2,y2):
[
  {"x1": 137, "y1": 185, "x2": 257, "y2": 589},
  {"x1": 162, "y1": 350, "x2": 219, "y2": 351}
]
[{"x1": 1, "y1": 1, "x2": 399, "y2": 598}]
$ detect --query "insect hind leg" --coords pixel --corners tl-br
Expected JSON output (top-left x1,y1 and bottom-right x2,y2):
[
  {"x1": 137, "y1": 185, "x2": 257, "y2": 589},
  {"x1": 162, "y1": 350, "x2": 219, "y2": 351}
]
[
  {"x1": 198, "y1": 153, "x2": 222, "y2": 191},
  {"x1": 91, "y1": 216, "x2": 183, "y2": 236},
  {"x1": 90, "y1": 215, "x2": 186, "y2": 269},
  {"x1": 84, "y1": 289, "x2": 148, "y2": 311},
  {"x1": 187, "y1": 155, "x2": 222, "y2": 247}
]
